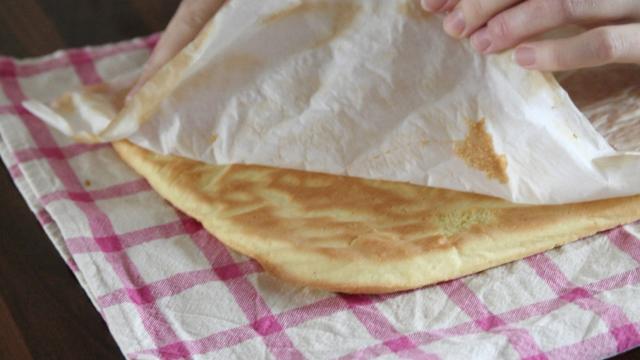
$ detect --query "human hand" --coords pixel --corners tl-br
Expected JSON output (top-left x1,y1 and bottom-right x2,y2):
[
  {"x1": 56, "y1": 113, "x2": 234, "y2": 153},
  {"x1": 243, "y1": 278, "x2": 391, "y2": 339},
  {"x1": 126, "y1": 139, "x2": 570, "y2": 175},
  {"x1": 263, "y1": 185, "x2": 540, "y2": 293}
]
[
  {"x1": 128, "y1": 0, "x2": 226, "y2": 98},
  {"x1": 421, "y1": 0, "x2": 640, "y2": 71}
]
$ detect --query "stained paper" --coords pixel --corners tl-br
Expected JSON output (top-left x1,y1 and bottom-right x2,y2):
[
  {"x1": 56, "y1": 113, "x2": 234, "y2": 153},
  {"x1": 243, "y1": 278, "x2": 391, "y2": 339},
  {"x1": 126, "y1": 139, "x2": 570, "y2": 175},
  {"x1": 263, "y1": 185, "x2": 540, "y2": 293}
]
[{"x1": 25, "y1": 0, "x2": 640, "y2": 204}]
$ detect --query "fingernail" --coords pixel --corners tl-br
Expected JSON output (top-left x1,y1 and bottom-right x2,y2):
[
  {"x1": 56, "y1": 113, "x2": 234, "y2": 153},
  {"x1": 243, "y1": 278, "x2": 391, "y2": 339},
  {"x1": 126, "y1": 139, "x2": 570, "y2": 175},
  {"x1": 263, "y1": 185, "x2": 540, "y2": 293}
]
[
  {"x1": 421, "y1": 0, "x2": 447, "y2": 12},
  {"x1": 515, "y1": 46, "x2": 536, "y2": 68},
  {"x1": 444, "y1": 10, "x2": 466, "y2": 37},
  {"x1": 471, "y1": 29, "x2": 492, "y2": 53}
]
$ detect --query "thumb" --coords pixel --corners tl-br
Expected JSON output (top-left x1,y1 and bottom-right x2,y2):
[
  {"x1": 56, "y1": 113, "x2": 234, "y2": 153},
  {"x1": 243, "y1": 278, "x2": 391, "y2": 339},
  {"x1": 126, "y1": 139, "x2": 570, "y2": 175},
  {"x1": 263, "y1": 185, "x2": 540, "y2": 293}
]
[{"x1": 127, "y1": 0, "x2": 226, "y2": 100}]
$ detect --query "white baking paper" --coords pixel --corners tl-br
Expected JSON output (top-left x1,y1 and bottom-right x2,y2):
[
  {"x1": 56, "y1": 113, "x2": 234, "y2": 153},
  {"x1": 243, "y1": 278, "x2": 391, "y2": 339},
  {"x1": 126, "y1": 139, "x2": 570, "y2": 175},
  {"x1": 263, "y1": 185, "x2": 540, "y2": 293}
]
[{"x1": 24, "y1": 0, "x2": 640, "y2": 204}]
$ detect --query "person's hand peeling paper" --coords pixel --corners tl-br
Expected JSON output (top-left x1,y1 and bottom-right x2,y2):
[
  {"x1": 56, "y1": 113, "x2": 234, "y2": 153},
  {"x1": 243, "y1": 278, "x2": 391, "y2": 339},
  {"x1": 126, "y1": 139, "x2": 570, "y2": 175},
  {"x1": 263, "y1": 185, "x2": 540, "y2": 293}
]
[
  {"x1": 422, "y1": 0, "x2": 640, "y2": 71},
  {"x1": 131, "y1": 0, "x2": 639, "y2": 98}
]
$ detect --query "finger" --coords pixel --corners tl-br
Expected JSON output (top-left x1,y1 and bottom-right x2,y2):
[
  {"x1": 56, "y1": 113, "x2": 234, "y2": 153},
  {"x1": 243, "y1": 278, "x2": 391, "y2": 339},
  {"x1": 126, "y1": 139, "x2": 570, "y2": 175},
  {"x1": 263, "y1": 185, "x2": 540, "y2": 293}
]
[
  {"x1": 128, "y1": 0, "x2": 226, "y2": 98},
  {"x1": 471, "y1": 0, "x2": 640, "y2": 54},
  {"x1": 442, "y1": 0, "x2": 521, "y2": 38},
  {"x1": 514, "y1": 24, "x2": 640, "y2": 71},
  {"x1": 421, "y1": 0, "x2": 459, "y2": 12},
  {"x1": 440, "y1": 0, "x2": 459, "y2": 12}
]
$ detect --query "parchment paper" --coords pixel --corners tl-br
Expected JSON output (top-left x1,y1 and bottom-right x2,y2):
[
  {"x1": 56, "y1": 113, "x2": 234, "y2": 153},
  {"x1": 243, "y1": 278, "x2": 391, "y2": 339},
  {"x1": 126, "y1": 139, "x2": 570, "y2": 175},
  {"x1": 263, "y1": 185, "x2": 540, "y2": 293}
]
[{"x1": 24, "y1": 0, "x2": 640, "y2": 204}]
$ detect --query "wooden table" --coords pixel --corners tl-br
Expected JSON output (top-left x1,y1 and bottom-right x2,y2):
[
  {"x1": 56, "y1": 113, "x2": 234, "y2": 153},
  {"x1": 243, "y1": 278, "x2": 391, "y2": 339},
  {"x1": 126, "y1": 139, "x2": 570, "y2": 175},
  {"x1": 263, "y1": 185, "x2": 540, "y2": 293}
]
[
  {"x1": 0, "y1": 1, "x2": 180, "y2": 358},
  {"x1": 0, "y1": 1, "x2": 638, "y2": 359}
]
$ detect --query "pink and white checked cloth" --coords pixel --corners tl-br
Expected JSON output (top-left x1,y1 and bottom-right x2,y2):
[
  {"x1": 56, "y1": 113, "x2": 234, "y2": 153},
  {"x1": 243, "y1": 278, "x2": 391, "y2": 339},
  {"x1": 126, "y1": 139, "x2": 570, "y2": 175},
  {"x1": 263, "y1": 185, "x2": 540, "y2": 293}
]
[{"x1": 1, "y1": 35, "x2": 640, "y2": 360}]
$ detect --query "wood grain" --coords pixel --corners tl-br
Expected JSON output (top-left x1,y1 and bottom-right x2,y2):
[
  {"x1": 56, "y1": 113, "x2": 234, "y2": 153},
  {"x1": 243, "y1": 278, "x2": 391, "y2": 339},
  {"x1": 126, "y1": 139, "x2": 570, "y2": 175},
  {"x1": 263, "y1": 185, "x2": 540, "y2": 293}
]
[
  {"x1": 0, "y1": 165, "x2": 122, "y2": 359},
  {"x1": 0, "y1": 1, "x2": 178, "y2": 358},
  {"x1": 0, "y1": 0, "x2": 64, "y2": 56},
  {"x1": 0, "y1": 296, "x2": 32, "y2": 360}
]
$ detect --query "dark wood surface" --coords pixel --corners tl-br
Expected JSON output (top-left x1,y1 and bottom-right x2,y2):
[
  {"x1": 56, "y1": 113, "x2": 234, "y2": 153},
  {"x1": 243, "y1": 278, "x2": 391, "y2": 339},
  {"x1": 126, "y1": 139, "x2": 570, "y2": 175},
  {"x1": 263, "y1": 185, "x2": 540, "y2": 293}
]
[
  {"x1": 0, "y1": 1, "x2": 638, "y2": 359},
  {"x1": 0, "y1": 1, "x2": 180, "y2": 359}
]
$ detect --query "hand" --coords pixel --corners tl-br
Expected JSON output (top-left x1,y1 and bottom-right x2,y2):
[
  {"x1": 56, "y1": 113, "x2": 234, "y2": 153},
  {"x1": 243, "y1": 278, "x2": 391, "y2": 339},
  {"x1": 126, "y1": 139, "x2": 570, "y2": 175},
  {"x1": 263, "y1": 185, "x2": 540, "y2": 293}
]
[
  {"x1": 128, "y1": 0, "x2": 226, "y2": 98},
  {"x1": 421, "y1": 0, "x2": 640, "y2": 71}
]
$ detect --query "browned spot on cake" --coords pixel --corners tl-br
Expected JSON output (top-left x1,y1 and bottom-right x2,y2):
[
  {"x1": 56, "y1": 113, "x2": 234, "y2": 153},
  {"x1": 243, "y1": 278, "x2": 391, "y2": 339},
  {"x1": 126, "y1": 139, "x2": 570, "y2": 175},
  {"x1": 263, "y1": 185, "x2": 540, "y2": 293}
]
[
  {"x1": 434, "y1": 208, "x2": 494, "y2": 237},
  {"x1": 413, "y1": 235, "x2": 457, "y2": 252},
  {"x1": 397, "y1": 0, "x2": 432, "y2": 20},
  {"x1": 206, "y1": 164, "x2": 459, "y2": 262},
  {"x1": 262, "y1": 1, "x2": 360, "y2": 48},
  {"x1": 455, "y1": 119, "x2": 508, "y2": 184},
  {"x1": 386, "y1": 222, "x2": 433, "y2": 236},
  {"x1": 84, "y1": 179, "x2": 92, "y2": 187}
]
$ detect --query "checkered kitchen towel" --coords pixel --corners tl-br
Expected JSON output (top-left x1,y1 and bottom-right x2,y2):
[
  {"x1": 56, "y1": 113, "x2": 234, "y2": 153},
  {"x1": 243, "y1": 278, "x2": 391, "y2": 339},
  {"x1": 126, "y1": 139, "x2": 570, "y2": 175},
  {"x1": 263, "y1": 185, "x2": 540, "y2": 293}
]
[{"x1": 1, "y1": 35, "x2": 640, "y2": 360}]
